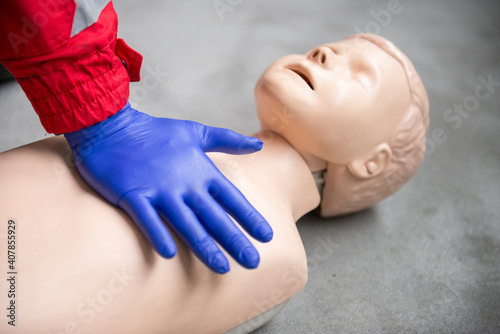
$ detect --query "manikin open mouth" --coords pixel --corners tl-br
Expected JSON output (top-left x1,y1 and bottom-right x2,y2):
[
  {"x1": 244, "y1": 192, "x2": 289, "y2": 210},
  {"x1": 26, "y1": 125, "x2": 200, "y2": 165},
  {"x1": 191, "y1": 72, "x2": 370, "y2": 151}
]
[{"x1": 288, "y1": 68, "x2": 314, "y2": 90}]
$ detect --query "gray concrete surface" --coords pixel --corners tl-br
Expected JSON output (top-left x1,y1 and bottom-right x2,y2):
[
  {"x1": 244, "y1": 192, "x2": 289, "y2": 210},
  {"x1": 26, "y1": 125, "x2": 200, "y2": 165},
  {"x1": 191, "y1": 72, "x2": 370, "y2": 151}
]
[{"x1": 1, "y1": 0, "x2": 499, "y2": 333}]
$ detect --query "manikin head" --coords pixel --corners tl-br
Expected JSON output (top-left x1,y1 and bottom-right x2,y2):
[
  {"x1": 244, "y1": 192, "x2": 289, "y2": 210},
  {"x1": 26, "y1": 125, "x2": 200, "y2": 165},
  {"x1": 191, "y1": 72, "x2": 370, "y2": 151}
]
[{"x1": 255, "y1": 34, "x2": 429, "y2": 216}]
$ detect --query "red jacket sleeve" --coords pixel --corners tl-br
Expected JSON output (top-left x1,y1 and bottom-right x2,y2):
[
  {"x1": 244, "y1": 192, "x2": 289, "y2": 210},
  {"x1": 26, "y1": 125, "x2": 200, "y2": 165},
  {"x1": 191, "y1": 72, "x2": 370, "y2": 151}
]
[{"x1": 0, "y1": 0, "x2": 142, "y2": 134}]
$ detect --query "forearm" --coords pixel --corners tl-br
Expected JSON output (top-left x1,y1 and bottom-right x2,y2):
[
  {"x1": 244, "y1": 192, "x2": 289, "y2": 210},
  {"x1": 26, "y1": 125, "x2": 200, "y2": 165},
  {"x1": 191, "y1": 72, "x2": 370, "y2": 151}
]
[{"x1": 0, "y1": 1, "x2": 142, "y2": 134}]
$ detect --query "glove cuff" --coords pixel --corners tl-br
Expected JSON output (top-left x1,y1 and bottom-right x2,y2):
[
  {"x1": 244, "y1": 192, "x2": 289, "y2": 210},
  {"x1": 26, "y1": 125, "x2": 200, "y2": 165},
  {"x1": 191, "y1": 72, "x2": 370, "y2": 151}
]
[{"x1": 64, "y1": 101, "x2": 136, "y2": 151}]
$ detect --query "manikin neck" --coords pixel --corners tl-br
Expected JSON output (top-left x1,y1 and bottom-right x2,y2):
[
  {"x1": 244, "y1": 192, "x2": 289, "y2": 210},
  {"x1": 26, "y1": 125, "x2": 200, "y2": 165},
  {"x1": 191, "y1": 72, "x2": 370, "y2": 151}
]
[
  {"x1": 252, "y1": 130, "x2": 321, "y2": 221},
  {"x1": 300, "y1": 151, "x2": 328, "y2": 173},
  {"x1": 299, "y1": 151, "x2": 328, "y2": 196}
]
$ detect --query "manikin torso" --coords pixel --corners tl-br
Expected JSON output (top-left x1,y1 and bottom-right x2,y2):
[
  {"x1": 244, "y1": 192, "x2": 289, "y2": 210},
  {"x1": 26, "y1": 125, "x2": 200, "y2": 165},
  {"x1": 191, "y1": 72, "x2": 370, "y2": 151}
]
[{"x1": 0, "y1": 131, "x2": 319, "y2": 334}]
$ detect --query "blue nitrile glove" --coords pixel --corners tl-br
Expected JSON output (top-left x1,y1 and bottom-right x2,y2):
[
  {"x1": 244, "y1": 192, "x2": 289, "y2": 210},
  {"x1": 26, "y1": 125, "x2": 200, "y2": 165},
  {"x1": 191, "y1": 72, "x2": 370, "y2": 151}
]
[{"x1": 65, "y1": 102, "x2": 273, "y2": 273}]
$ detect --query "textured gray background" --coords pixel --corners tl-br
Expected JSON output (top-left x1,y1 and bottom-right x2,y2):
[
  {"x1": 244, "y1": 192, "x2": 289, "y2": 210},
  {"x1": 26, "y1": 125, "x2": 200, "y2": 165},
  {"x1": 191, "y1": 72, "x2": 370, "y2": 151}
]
[{"x1": 1, "y1": 1, "x2": 499, "y2": 333}]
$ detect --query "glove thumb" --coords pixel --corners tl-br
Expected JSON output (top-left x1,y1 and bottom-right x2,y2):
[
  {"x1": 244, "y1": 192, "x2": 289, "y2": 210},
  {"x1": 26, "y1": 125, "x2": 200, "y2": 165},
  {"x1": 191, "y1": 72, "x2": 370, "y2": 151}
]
[{"x1": 199, "y1": 125, "x2": 263, "y2": 155}]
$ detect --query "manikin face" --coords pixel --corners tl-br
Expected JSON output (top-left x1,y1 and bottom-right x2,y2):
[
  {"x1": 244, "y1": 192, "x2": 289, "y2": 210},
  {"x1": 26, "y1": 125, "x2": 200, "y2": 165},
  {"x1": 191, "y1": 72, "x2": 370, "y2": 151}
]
[{"x1": 255, "y1": 36, "x2": 412, "y2": 165}]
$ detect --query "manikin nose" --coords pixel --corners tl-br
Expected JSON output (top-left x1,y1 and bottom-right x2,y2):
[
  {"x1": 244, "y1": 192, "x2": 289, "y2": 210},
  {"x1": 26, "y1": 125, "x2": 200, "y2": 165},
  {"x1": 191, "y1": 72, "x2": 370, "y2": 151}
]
[{"x1": 308, "y1": 46, "x2": 331, "y2": 66}]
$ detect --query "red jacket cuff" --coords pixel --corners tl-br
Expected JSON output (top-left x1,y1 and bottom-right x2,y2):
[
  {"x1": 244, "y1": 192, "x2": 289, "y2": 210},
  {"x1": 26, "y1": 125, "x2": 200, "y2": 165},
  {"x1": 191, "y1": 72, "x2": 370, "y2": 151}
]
[{"x1": 0, "y1": 1, "x2": 143, "y2": 134}]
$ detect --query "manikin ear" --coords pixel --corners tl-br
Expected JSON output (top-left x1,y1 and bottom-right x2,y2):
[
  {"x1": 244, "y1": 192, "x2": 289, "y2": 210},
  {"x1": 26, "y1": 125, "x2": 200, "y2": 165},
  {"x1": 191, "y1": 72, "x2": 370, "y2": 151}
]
[{"x1": 347, "y1": 143, "x2": 392, "y2": 179}]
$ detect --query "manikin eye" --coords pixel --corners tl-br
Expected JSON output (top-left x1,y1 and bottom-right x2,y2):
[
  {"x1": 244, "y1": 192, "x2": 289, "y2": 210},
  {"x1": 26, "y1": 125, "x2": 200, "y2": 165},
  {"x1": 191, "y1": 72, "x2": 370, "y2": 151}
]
[{"x1": 348, "y1": 55, "x2": 377, "y2": 90}]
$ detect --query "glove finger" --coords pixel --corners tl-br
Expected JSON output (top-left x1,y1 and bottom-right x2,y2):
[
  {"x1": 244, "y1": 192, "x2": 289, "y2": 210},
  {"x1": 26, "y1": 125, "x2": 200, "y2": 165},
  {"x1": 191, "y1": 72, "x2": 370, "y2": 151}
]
[
  {"x1": 118, "y1": 194, "x2": 177, "y2": 258},
  {"x1": 185, "y1": 193, "x2": 260, "y2": 269},
  {"x1": 157, "y1": 196, "x2": 230, "y2": 274},
  {"x1": 209, "y1": 177, "x2": 273, "y2": 243},
  {"x1": 199, "y1": 125, "x2": 263, "y2": 154}
]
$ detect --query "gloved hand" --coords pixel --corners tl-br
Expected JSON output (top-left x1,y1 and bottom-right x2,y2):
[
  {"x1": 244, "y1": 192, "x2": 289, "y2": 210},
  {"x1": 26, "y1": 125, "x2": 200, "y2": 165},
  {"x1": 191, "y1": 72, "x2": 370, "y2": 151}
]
[{"x1": 65, "y1": 102, "x2": 273, "y2": 273}]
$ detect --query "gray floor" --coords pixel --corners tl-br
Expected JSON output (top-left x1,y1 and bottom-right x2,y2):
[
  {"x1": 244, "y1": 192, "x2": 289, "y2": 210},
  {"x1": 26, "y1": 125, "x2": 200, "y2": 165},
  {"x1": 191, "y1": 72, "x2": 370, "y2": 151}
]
[{"x1": 1, "y1": 1, "x2": 499, "y2": 333}]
